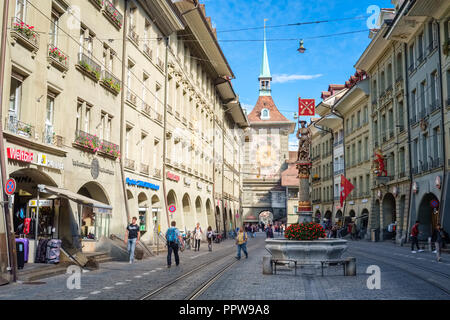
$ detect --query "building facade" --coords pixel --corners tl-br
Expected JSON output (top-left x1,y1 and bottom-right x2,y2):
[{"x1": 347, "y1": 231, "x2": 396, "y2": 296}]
[{"x1": 0, "y1": 0, "x2": 247, "y2": 276}]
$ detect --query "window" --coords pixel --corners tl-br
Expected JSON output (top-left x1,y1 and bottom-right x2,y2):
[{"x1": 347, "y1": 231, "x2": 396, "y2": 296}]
[
  {"x1": 396, "y1": 53, "x2": 402, "y2": 79},
  {"x1": 9, "y1": 74, "x2": 23, "y2": 123},
  {"x1": 142, "y1": 73, "x2": 149, "y2": 105},
  {"x1": 261, "y1": 108, "x2": 270, "y2": 120},
  {"x1": 79, "y1": 27, "x2": 93, "y2": 57},
  {"x1": 409, "y1": 44, "x2": 415, "y2": 70},
  {"x1": 388, "y1": 109, "x2": 394, "y2": 137},
  {"x1": 387, "y1": 64, "x2": 392, "y2": 88},
  {"x1": 141, "y1": 133, "x2": 147, "y2": 164},
  {"x1": 126, "y1": 126, "x2": 132, "y2": 158},
  {"x1": 76, "y1": 101, "x2": 82, "y2": 133},
  {"x1": 357, "y1": 111, "x2": 361, "y2": 128},
  {"x1": 380, "y1": 70, "x2": 385, "y2": 92},
  {"x1": 433, "y1": 127, "x2": 440, "y2": 162},
  {"x1": 418, "y1": 32, "x2": 424, "y2": 61},
  {"x1": 45, "y1": 93, "x2": 55, "y2": 144},
  {"x1": 15, "y1": 0, "x2": 26, "y2": 20},
  {"x1": 430, "y1": 71, "x2": 438, "y2": 107},
  {"x1": 422, "y1": 134, "x2": 428, "y2": 170},
  {"x1": 49, "y1": 10, "x2": 60, "y2": 47},
  {"x1": 84, "y1": 106, "x2": 91, "y2": 133},
  {"x1": 411, "y1": 89, "x2": 417, "y2": 120},
  {"x1": 399, "y1": 148, "x2": 405, "y2": 174},
  {"x1": 155, "y1": 84, "x2": 162, "y2": 113},
  {"x1": 420, "y1": 81, "x2": 426, "y2": 115}
]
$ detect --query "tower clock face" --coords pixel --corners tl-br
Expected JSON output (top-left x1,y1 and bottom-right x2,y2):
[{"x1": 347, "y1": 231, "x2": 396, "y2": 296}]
[{"x1": 250, "y1": 130, "x2": 281, "y2": 177}]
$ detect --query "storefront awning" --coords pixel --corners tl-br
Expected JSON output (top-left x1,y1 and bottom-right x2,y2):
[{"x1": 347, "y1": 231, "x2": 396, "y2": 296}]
[{"x1": 37, "y1": 184, "x2": 112, "y2": 213}]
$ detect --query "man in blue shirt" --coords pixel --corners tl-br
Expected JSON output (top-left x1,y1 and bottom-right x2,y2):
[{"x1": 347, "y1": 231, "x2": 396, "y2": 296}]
[{"x1": 166, "y1": 221, "x2": 184, "y2": 268}]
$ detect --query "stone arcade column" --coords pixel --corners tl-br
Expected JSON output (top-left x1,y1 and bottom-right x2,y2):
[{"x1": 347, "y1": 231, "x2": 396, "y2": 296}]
[{"x1": 296, "y1": 121, "x2": 313, "y2": 224}]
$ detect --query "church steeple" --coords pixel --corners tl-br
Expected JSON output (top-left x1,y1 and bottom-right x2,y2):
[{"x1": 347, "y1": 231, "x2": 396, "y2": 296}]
[{"x1": 259, "y1": 19, "x2": 272, "y2": 96}]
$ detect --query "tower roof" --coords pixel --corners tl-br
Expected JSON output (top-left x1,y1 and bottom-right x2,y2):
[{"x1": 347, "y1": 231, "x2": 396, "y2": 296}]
[
  {"x1": 259, "y1": 23, "x2": 271, "y2": 79},
  {"x1": 247, "y1": 96, "x2": 291, "y2": 123}
]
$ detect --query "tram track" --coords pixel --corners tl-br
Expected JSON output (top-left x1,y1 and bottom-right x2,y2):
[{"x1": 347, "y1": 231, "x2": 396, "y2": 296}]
[
  {"x1": 139, "y1": 240, "x2": 262, "y2": 300},
  {"x1": 350, "y1": 248, "x2": 450, "y2": 296}
]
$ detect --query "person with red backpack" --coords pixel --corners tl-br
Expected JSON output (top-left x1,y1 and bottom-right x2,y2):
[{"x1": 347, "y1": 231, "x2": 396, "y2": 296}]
[{"x1": 410, "y1": 220, "x2": 423, "y2": 253}]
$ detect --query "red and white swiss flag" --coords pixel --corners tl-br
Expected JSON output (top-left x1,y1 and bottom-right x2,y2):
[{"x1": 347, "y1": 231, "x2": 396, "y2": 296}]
[{"x1": 340, "y1": 175, "x2": 354, "y2": 207}]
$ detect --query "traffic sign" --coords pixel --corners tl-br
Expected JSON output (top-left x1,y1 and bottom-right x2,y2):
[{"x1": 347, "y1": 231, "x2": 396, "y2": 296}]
[
  {"x1": 168, "y1": 205, "x2": 176, "y2": 213},
  {"x1": 430, "y1": 199, "x2": 439, "y2": 209},
  {"x1": 5, "y1": 178, "x2": 16, "y2": 196}
]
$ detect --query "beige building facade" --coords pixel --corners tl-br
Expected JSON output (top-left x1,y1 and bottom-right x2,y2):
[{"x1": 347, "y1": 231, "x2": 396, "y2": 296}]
[{"x1": 0, "y1": 0, "x2": 247, "y2": 276}]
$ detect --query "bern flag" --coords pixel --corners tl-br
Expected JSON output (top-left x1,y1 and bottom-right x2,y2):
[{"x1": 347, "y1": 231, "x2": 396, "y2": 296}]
[{"x1": 340, "y1": 175, "x2": 354, "y2": 207}]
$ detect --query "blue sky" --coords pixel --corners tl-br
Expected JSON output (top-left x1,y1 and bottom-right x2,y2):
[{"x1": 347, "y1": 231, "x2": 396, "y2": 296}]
[{"x1": 201, "y1": 0, "x2": 392, "y2": 149}]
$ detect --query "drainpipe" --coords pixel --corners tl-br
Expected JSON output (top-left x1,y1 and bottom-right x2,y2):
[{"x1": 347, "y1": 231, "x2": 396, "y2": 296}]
[
  {"x1": 403, "y1": 42, "x2": 413, "y2": 244},
  {"x1": 0, "y1": 0, "x2": 17, "y2": 283},
  {"x1": 436, "y1": 21, "x2": 447, "y2": 225},
  {"x1": 162, "y1": 36, "x2": 170, "y2": 229},
  {"x1": 120, "y1": 0, "x2": 130, "y2": 224},
  {"x1": 222, "y1": 112, "x2": 226, "y2": 238}
]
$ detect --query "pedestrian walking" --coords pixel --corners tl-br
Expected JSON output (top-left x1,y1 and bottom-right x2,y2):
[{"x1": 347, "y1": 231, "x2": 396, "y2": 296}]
[
  {"x1": 433, "y1": 223, "x2": 445, "y2": 262},
  {"x1": 166, "y1": 221, "x2": 184, "y2": 268},
  {"x1": 266, "y1": 224, "x2": 274, "y2": 238},
  {"x1": 235, "y1": 227, "x2": 248, "y2": 260},
  {"x1": 351, "y1": 222, "x2": 358, "y2": 240},
  {"x1": 124, "y1": 217, "x2": 140, "y2": 264},
  {"x1": 410, "y1": 220, "x2": 423, "y2": 253},
  {"x1": 207, "y1": 226, "x2": 213, "y2": 251},
  {"x1": 193, "y1": 223, "x2": 203, "y2": 251}
]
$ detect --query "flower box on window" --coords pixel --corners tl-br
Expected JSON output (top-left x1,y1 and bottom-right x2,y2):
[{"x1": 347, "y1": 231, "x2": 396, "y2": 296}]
[
  {"x1": 10, "y1": 18, "x2": 39, "y2": 54},
  {"x1": 104, "y1": 0, "x2": 123, "y2": 29},
  {"x1": 74, "y1": 130, "x2": 100, "y2": 153},
  {"x1": 99, "y1": 140, "x2": 120, "y2": 159},
  {"x1": 101, "y1": 70, "x2": 121, "y2": 95},
  {"x1": 77, "y1": 52, "x2": 101, "y2": 82},
  {"x1": 48, "y1": 44, "x2": 69, "y2": 72}
]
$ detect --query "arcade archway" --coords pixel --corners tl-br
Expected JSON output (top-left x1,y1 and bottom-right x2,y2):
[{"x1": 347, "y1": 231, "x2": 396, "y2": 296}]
[{"x1": 418, "y1": 193, "x2": 440, "y2": 241}]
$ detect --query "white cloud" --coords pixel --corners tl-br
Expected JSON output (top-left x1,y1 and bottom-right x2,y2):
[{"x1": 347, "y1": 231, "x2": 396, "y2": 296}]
[
  {"x1": 241, "y1": 103, "x2": 253, "y2": 113},
  {"x1": 272, "y1": 74, "x2": 323, "y2": 84},
  {"x1": 289, "y1": 140, "x2": 299, "y2": 151}
]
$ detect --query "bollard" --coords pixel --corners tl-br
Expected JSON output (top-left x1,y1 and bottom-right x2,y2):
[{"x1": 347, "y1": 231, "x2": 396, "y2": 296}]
[
  {"x1": 345, "y1": 257, "x2": 356, "y2": 276},
  {"x1": 262, "y1": 256, "x2": 273, "y2": 275}
]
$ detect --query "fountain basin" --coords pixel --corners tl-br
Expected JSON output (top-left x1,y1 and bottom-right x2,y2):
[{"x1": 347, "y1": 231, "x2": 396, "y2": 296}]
[{"x1": 265, "y1": 238, "x2": 348, "y2": 264}]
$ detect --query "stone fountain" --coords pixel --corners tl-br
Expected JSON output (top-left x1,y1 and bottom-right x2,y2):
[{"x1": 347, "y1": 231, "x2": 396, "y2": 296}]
[{"x1": 265, "y1": 121, "x2": 347, "y2": 264}]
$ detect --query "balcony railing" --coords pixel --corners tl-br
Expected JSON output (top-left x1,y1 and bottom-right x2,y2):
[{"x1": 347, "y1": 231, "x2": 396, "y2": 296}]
[
  {"x1": 157, "y1": 58, "x2": 164, "y2": 70},
  {"x1": 398, "y1": 170, "x2": 406, "y2": 179},
  {"x1": 101, "y1": 70, "x2": 121, "y2": 95},
  {"x1": 142, "y1": 102, "x2": 151, "y2": 115},
  {"x1": 140, "y1": 163, "x2": 149, "y2": 175},
  {"x1": 77, "y1": 52, "x2": 101, "y2": 81},
  {"x1": 144, "y1": 44, "x2": 153, "y2": 60},
  {"x1": 411, "y1": 166, "x2": 419, "y2": 175},
  {"x1": 125, "y1": 158, "x2": 135, "y2": 170},
  {"x1": 74, "y1": 130, "x2": 100, "y2": 152},
  {"x1": 427, "y1": 40, "x2": 438, "y2": 54},
  {"x1": 11, "y1": 17, "x2": 40, "y2": 52},
  {"x1": 89, "y1": 0, "x2": 104, "y2": 10},
  {"x1": 6, "y1": 117, "x2": 34, "y2": 139},
  {"x1": 430, "y1": 158, "x2": 443, "y2": 170},
  {"x1": 333, "y1": 139, "x2": 343, "y2": 147},
  {"x1": 408, "y1": 63, "x2": 415, "y2": 74},
  {"x1": 126, "y1": 90, "x2": 137, "y2": 105},
  {"x1": 153, "y1": 169, "x2": 162, "y2": 179},
  {"x1": 43, "y1": 125, "x2": 64, "y2": 148},
  {"x1": 429, "y1": 99, "x2": 441, "y2": 114},
  {"x1": 48, "y1": 44, "x2": 69, "y2": 71},
  {"x1": 104, "y1": 0, "x2": 123, "y2": 29},
  {"x1": 155, "y1": 112, "x2": 163, "y2": 123},
  {"x1": 99, "y1": 139, "x2": 120, "y2": 158},
  {"x1": 129, "y1": 26, "x2": 139, "y2": 43}
]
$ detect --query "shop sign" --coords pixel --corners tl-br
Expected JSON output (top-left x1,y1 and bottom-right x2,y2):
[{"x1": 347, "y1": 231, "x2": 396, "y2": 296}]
[
  {"x1": 197, "y1": 182, "x2": 203, "y2": 190},
  {"x1": 7, "y1": 147, "x2": 34, "y2": 163},
  {"x1": 362, "y1": 199, "x2": 368, "y2": 203},
  {"x1": 184, "y1": 177, "x2": 191, "y2": 186},
  {"x1": 349, "y1": 201, "x2": 354, "y2": 205},
  {"x1": 167, "y1": 172, "x2": 180, "y2": 182},
  {"x1": 36, "y1": 153, "x2": 64, "y2": 170},
  {"x1": 207, "y1": 185, "x2": 212, "y2": 192},
  {"x1": 377, "y1": 190, "x2": 382, "y2": 199},
  {"x1": 315, "y1": 205, "x2": 319, "y2": 209},
  {"x1": 126, "y1": 178, "x2": 159, "y2": 191},
  {"x1": 72, "y1": 160, "x2": 114, "y2": 176},
  {"x1": 28, "y1": 199, "x2": 53, "y2": 207},
  {"x1": 435, "y1": 176, "x2": 441, "y2": 189}
]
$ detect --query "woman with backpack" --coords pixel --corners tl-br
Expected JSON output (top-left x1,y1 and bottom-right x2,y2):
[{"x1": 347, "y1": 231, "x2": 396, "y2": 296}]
[
  {"x1": 193, "y1": 223, "x2": 203, "y2": 251},
  {"x1": 207, "y1": 226, "x2": 213, "y2": 251}
]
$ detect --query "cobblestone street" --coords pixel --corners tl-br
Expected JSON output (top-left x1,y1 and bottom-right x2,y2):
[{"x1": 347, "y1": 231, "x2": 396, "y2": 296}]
[{"x1": 1, "y1": 234, "x2": 449, "y2": 300}]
